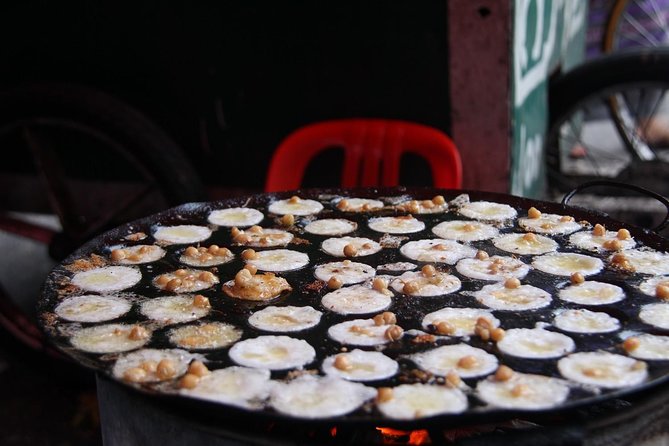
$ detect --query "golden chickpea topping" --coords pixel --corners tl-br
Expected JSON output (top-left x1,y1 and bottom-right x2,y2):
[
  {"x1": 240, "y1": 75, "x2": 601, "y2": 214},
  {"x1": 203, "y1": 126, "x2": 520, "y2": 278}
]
[
  {"x1": 457, "y1": 355, "x2": 478, "y2": 369},
  {"x1": 603, "y1": 239, "x2": 622, "y2": 251},
  {"x1": 200, "y1": 253, "x2": 214, "y2": 262},
  {"x1": 179, "y1": 373, "x2": 200, "y2": 389},
  {"x1": 185, "y1": 246, "x2": 199, "y2": 257},
  {"x1": 372, "y1": 277, "x2": 388, "y2": 292},
  {"x1": 123, "y1": 367, "x2": 147, "y2": 383},
  {"x1": 421, "y1": 264, "x2": 436, "y2": 278},
  {"x1": 436, "y1": 321, "x2": 455, "y2": 335},
  {"x1": 127, "y1": 254, "x2": 141, "y2": 262},
  {"x1": 207, "y1": 245, "x2": 220, "y2": 255},
  {"x1": 192, "y1": 294, "x2": 211, "y2": 309},
  {"x1": 140, "y1": 361, "x2": 158, "y2": 373},
  {"x1": 249, "y1": 225, "x2": 263, "y2": 234},
  {"x1": 623, "y1": 337, "x2": 640, "y2": 352},
  {"x1": 231, "y1": 227, "x2": 242, "y2": 237},
  {"x1": 333, "y1": 354, "x2": 352, "y2": 371},
  {"x1": 511, "y1": 384, "x2": 529, "y2": 397},
  {"x1": 165, "y1": 278, "x2": 182, "y2": 291},
  {"x1": 432, "y1": 195, "x2": 446, "y2": 205},
  {"x1": 560, "y1": 215, "x2": 575, "y2": 222},
  {"x1": 445, "y1": 371, "x2": 461, "y2": 388},
  {"x1": 280, "y1": 214, "x2": 295, "y2": 226},
  {"x1": 156, "y1": 359, "x2": 176, "y2": 380},
  {"x1": 593, "y1": 224, "x2": 606, "y2": 237},
  {"x1": 495, "y1": 365, "x2": 514, "y2": 381},
  {"x1": 377, "y1": 387, "x2": 394, "y2": 403},
  {"x1": 656, "y1": 284, "x2": 669, "y2": 300},
  {"x1": 490, "y1": 327, "x2": 505, "y2": 342},
  {"x1": 288, "y1": 195, "x2": 300, "y2": 204},
  {"x1": 128, "y1": 325, "x2": 149, "y2": 341},
  {"x1": 384, "y1": 325, "x2": 404, "y2": 341},
  {"x1": 327, "y1": 276, "x2": 343, "y2": 290},
  {"x1": 234, "y1": 233, "x2": 251, "y2": 244},
  {"x1": 462, "y1": 223, "x2": 476, "y2": 232},
  {"x1": 336, "y1": 199, "x2": 349, "y2": 210},
  {"x1": 583, "y1": 367, "x2": 604, "y2": 378},
  {"x1": 617, "y1": 228, "x2": 631, "y2": 240},
  {"x1": 219, "y1": 247, "x2": 232, "y2": 257},
  {"x1": 110, "y1": 249, "x2": 127, "y2": 261},
  {"x1": 362, "y1": 203, "x2": 372, "y2": 211},
  {"x1": 432, "y1": 244, "x2": 448, "y2": 251},
  {"x1": 138, "y1": 246, "x2": 150, "y2": 254},
  {"x1": 241, "y1": 249, "x2": 259, "y2": 261},
  {"x1": 235, "y1": 268, "x2": 253, "y2": 285},
  {"x1": 198, "y1": 271, "x2": 216, "y2": 282},
  {"x1": 527, "y1": 207, "x2": 541, "y2": 219},
  {"x1": 244, "y1": 264, "x2": 258, "y2": 275},
  {"x1": 504, "y1": 277, "x2": 521, "y2": 289},
  {"x1": 570, "y1": 272, "x2": 585, "y2": 285},
  {"x1": 403, "y1": 281, "x2": 420, "y2": 295},
  {"x1": 373, "y1": 311, "x2": 397, "y2": 326},
  {"x1": 188, "y1": 360, "x2": 210, "y2": 377},
  {"x1": 408, "y1": 201, "x2": 420, "y2": 214},
  {"x1": 611, "y1": 252, "x2": 635, "y2": 271},
  {"x1": 476, "y1": 317, "x2": 493, "y2": 329},
  {"x1": 475, "y1": 250, "x2": 489, "y2": 260},
  {"x1": 175, "y1": 269, "x2": 189, "y2": 277},
  {"x1": 343, "y1": 244, "x2": 357, "y2": 257},
  {"x1": 475, "y1": 326, "x2": 490, "y2": 341},
  {"x1": 522, "y1": 233, "x2": 537, "y2": 243},
  {"x1": 422, "y1": 200, "x2": 435, "y2": 209}
]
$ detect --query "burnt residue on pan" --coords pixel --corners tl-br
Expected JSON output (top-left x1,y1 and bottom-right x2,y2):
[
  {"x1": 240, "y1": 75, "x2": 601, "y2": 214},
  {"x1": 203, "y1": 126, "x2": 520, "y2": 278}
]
[{"x1": 37, "y1": 186, "x2": 669, "y2": 430}]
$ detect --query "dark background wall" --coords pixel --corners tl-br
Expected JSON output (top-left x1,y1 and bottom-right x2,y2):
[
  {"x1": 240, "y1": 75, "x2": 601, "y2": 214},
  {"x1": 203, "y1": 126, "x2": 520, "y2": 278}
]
[{"x1": 0, "y1": 1, "x2": 451, "y2": 192}]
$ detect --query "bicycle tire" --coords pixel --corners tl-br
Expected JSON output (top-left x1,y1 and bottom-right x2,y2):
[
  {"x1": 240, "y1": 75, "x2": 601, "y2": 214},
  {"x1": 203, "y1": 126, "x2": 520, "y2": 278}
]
[{"x1": 603, "y1": 0, "x2": 669, "y2": 52}]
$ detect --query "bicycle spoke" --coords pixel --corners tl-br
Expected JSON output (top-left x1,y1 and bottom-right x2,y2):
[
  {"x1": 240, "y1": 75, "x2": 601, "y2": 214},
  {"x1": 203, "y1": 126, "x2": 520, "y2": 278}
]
[
  {"x1": 622, "y1": 12, "x2": 662, "y2": 46},
  {"x1": 638, "y1": 87, "x2": 668, "y2": 147}
]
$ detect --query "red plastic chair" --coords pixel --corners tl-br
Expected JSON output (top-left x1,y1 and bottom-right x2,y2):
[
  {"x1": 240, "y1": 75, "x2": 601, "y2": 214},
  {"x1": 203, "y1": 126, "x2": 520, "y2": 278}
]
[{"x1": 265, "y1": 119, "x2": 462, "y2": 192}]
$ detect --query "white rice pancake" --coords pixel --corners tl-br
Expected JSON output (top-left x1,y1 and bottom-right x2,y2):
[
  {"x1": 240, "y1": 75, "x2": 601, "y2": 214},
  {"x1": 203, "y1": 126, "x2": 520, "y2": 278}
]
[
  {"x1": 228, "y1": 335, "x2": 316, "y2": 370},
  {"x1": 639, "y1": 303, "x2": 669, "y2": 330},
  {"x1": 269, "y1": 375, "x2": 376, "y2": 419},
  {"x1": 457, "y1": 201, "x2": 517, "y2": 222},
  {"x1": 389, "y1": 270, "x2": 461, "y2": 296},
  {"x1": 321, "y1": 284, "x2": 392, "y2": 315},
  {"x1": 314, "y1": 260, "x2": 376, "y2": 284},
  {"x1": 322, "y1": 349, "x2": 398, "y2": 381},
  {"x1": 518, "y1": 214, "x2": 582, "y2": 235},
  {"x1": 70, "y1": 323, "x2": 151, "y2": 354},
  {"x1": 411, "y1": 343, "x2": 498, "y2": 378},
  {"x1": 335, "y1": 198, "x2": 384, "y2": 212},
  {"x1": 456, "y1": 256, "x2": 530, "y2": 281},
  {"x1": 248, "y1": 306, "x2": 322, "y2": 332},
  {"x1": 246, "y1": 249, "x2": 309, "y2": 272},
  {"x1": 497, "y1": 328, "x2": 575, "y2": 359},
  {"x1": 235, "y1": 228, "x2": 294, "y2": 248},
  {"x1": 613, "y1": 249, "x2": 669, "y2": 275},
  {"x1": 492, "y1": 233, "x2": 558, "y2": 255},
  {"x1": 153, "y1": 225, "x2": 212, "y2": 245},
  {"x1": 179, "y1": 246, "x2": 234, "y2": 267},
  {"x1": 553, "y1": 309, "x2": 620, "y2": 334},
  {"x1": 377, "y1": 262, "x2": 417, "y2": 273},
  {"x1": 55, "y1": 295, "x2": 132, "y2": 323},
  {"x1": 328, "y1": 318, "x2": 397, "y2": 346},
  {"x1": 71, "y1": 266, "x2": 141, "y2": 293},
  {"x1": 112, "y1": 348, "x2": 194, "y2": 383},
  {"x1": 140, "y1": 295, "x2": 211, "y2": 324},
  {"x1": 638, "y1": 276, "x2": 669, "y2": 297},
  {"x1": 476, "y1": 372, "x2": 570, "y2": 410},
  {"x1": 474, "y1": 283, "x2": 551, "y2": 311},
  {"x1": 624, "y1": 334, "x2": 669, "y2": 360},
  {"x1": 421, "y1": 308, "x2": 500, "y2": 337},
  {"x1": 431, "y1": 220, "x2": 499, "y2": 242},
  {"x1": 304, "y1": 218, "x2": 357, "y2": 236},
  {"x1": 153, "y1": 268, "x2": 219, "y2": 293},
  {"x1": 321, "y1": 236, "x2": 382, "y2": 257},
  {"x1": 558, "y1": 351, "x2": 648, "y2": 389},
  {"x1": 559, "y1": 281, "x2": 625, "y2": 305},
  {"x1": 368, "y1": 216, "x2": 425, "y2": 234},
  {"x1": 399, "y1": 239, "x2": 477, "y2": 264},
  {"x1": 532, "y1": 252, "x2": 604, "y2": 277},
  {"x1": 168, "y1": 322, "x2": 242, "y2": 350},
  {"x1": 109, "y1": 244, "x2": 166, "y2": 264},
  {"x1": 377, "y1": 383, "x2": 468, "y2": 419},
  {"x1": 207, "y1": 207, "x2": 264, "y2": 227},
  {"x1": 268, "y1": 197, "x2": 324, "y2": 216},
  {"x1": 569, "y1": 230, "x2": 636, "y2": 252},
  {"x1": 180, "y1": 366, "x2": 274, "y2": 409}
]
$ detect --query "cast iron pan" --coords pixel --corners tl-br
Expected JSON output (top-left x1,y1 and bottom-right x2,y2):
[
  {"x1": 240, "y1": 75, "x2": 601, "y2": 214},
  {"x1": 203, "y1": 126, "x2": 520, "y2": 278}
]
[{"x1": 37, "y1": 186, "x2": 669, "y2": 429}]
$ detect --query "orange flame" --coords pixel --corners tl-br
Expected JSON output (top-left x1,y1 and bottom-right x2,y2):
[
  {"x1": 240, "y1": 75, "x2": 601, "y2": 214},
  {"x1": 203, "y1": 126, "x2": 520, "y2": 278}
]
[{"x1": 376, "y1": 427, "x2": 431, "y2": 445}]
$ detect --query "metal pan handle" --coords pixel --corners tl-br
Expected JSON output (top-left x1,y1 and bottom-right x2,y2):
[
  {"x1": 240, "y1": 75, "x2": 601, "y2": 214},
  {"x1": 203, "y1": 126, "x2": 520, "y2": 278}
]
[{"x1": 561, "y1": 180, "x2": 669, "y2": 232}]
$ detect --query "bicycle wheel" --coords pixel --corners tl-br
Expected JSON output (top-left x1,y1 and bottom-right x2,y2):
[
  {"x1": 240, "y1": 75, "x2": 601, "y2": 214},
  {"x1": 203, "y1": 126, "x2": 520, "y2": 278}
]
[
  {"x1": 546, "y1": 50, "x2": 669, "y2": 230},
  {"x1": 603, "y1": 0, "x2": 669, "y2": 52},
  {"x1": 0, "y1": 82, "x2": 207, "y2": 356}
]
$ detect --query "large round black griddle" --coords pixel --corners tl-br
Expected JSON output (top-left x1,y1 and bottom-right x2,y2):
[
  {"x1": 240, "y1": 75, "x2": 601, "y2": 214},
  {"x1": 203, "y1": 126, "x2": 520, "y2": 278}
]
[{"x1": 37, "y1": 186, "x2": 669, "y2": 430}]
